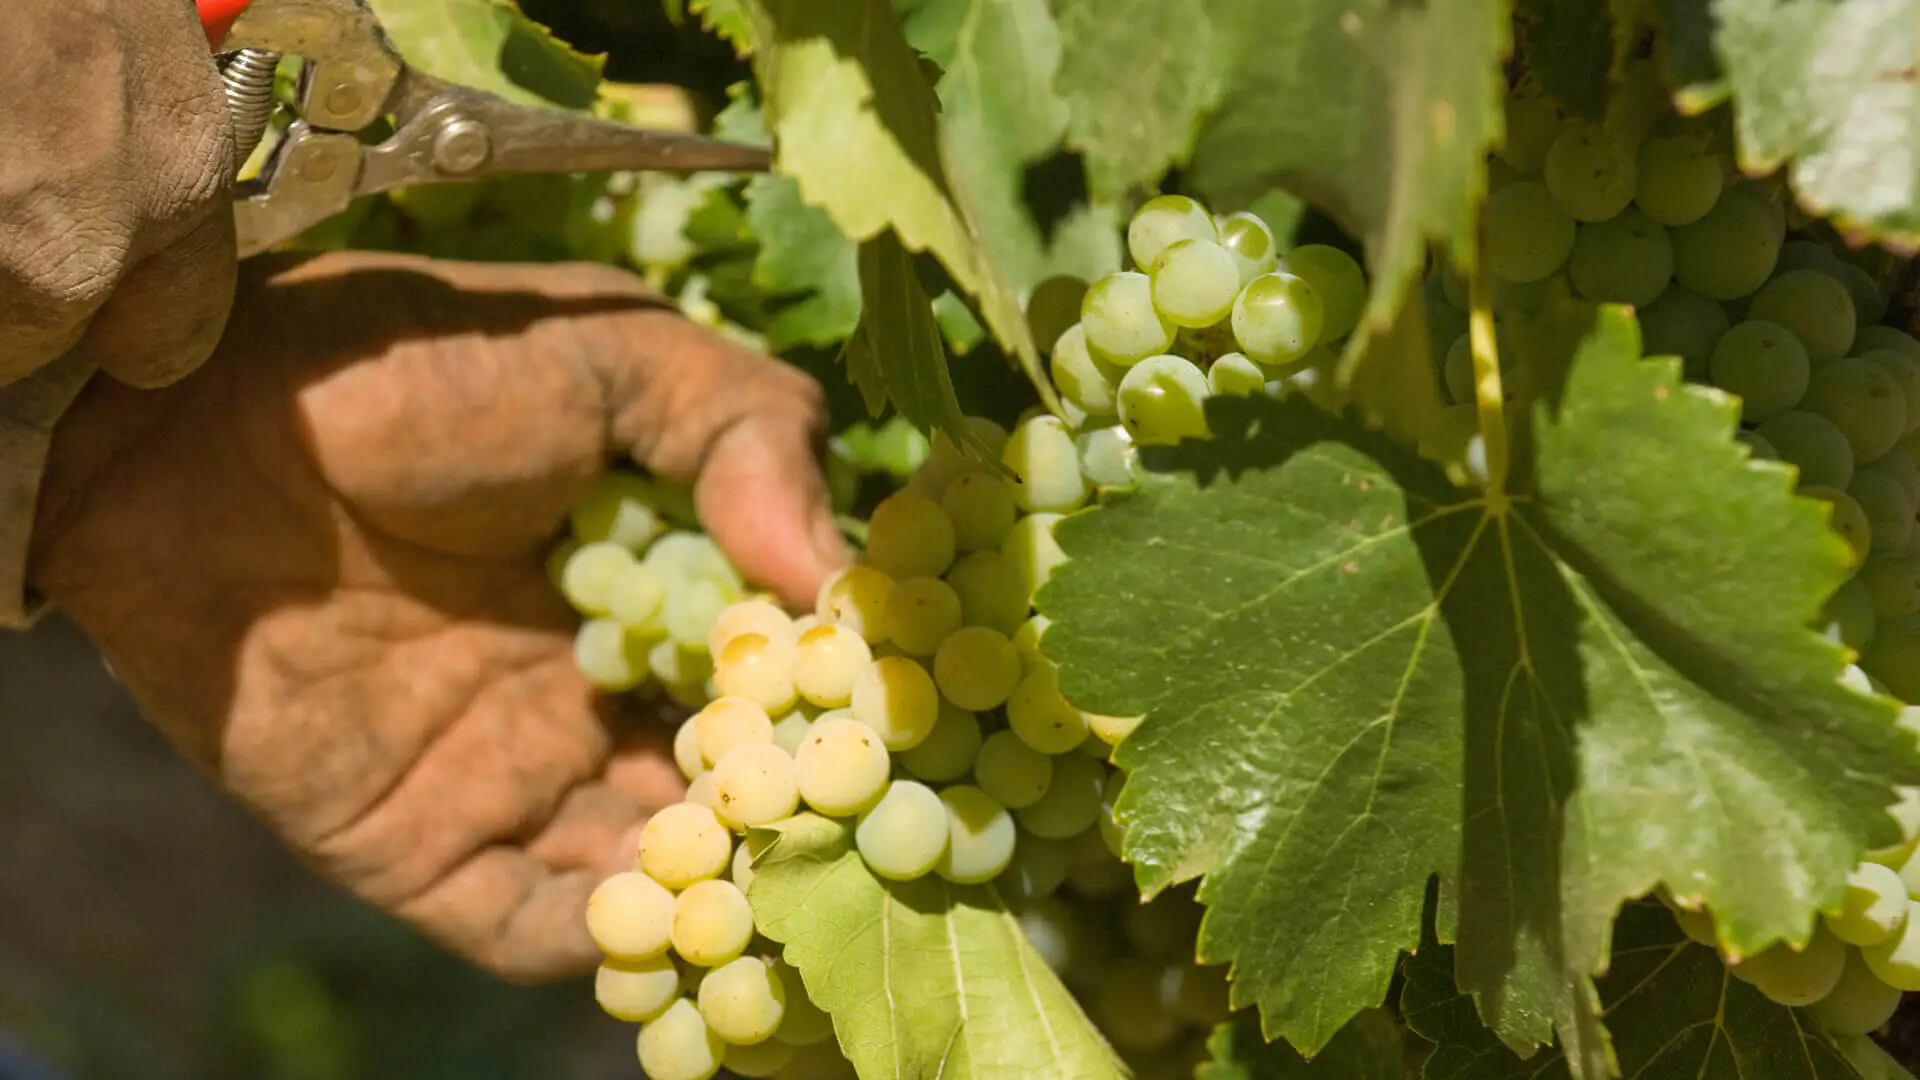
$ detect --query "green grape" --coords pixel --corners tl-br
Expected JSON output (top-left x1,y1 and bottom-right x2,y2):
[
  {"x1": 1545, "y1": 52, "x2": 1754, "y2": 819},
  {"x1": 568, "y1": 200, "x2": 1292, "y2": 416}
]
[
  {"x1": 1150, "y1": 238, "x2": 1242, "y2": 327},
  {"x1": 855, "y1": 779, "x2": 949, "y2": 880},
  {"x1": 1231, "y1": 272, "x2": 1324, "y2": 365},
  {"x1": 1632, "y1": 132, "x2": 1724, "y2": 227},
  {"x1": 1812, "y1": 949, "x2": 1906, "y2": 1036},
  {"x1": 1124, "y1": 890, "x2": 1202, "y2": 959},
  {"x1": 570, "y1": 472, "x2": 667, "y2": 551},
  {"x1": 596, "y1": 955, "x2": 682, "y2": 1023},
  {"x1": 1279, "y1": 244, "x2": 1366, "y2": 341},
  {"x1": 1729, "y1": 181, "x2": 1787, "y2": 245},
  {"x1": 1498, "y1": 84, "x2": 1562, "y2": 175},
  {"x1": 1858, "y1": 325, "x2": 1920, "y2": 362},
  {"x1": 1638, "y1": 284, "x2": 1730, "y2": 381},
  {"x1": 1027, "y1": 275, "x2": 1090, "y2": 354},
  {"x1": 1007, "y1": 662, "x2": 1091, "y2": 754},
  {"x1": 933, "y1": 625, "x2": 1023, "y2": 711},
  {"x1": 1866, "y1": 445, "x2": 1920, "y2": 505},
  {"x1": 1164, "y1": 964, "x2": 1233, "y2": 1028},
  {"x1": 948, "y1": 549, "x2": 1032, "y2": 635},
  {"x1": 1127, "y1": 194, "x2": 1219, "y2": 272},
  {"x1": 1483, "y1": 181, "x2": 1576, "y2": 284},
  {"x1": 1117, "y1": 354, "x2": 1213, "y2": 446},
  {"x1": 816, "y1": 565, "x2": 896, "y2": 645},
  {"x1": 586, "y1": 871, "x2": 678, "y2": 961},
  {"x1": 1076, "y1": 425, "x2": 1138, "y2": 490},
  {"x1": 936, "y1": 785, "x2": 1018, "y2": 884},
  {"x1": 1216, "y1": 211, "x2": 1279, "y2": 285},
  {"x1": 1778, "y1": 239, "x2": 1848, "y2": 277},
  {"x1": 1860, "y1": 899, "x2": 1920, "y2": 991},
  {"x1": 883, "y1": 576, "x2": 965, "y2": 657},
  {"x1": 1443, "y1": 334, "x2": 1475, "y2": 404},
  {"x1": 851, "y1": 655, "x2": 940, "y2": 751},
  {"x1": 646, "y1": 533, "x2": 739, "y2": 589},
  {"x1": 573, "y1": 619, "x2": 650, "y2": 691},
  {"x1": 1671, "y1": 190, "x2": 1783, "y2": 300},
  {"x1": 865, "y1": 491, "x2": 957, "y2": 580},
  {"x1": 1015, "y1": 754, "x2": 1108, "y2": 839},
  {"x1": 1839, "y1": 261, "x2": 1890, "y2": 326},
  {"x1": 974, "y1": 729, "x2": 1055, "y2": 809},
  {"x1": 1804, "y1": 486, "x2": 1873, "y2": 571},
  {"x1": 1860, "y1": 552, "x2": 1920, "y2": 622},
  {"x1": 1736, "y1": 430, "x2": 1779, "y2": 460},
  {"x1": 665, "y1": 578, "x2": 735, "y2": 647},
  {"x1": 1803, "y1": 356, "x2": 1909, "y2": 463},
  {"x1": 899, "y1": 701, "x2": 982, "y2": 782},
  {"x1": 671, "y1": 878, "x2": 754, "y2": 966},
  {"x1": 1050, "y1": 323, "x2": 1122, "y2": 417},
  {"x1": 794, "y1": 716, "x2": 891, "y2": 816},
  {"x1": 636, "y1": 999, "x2": 726, "y2": 1080},
  {"x1": 1731, "y1": 926, "x2": 1847, "y2": 1006},
  {"x1": 1749, "y1": 270, "x2": 1858, "y2": 365},
  {"x1": 919, "y1": 417, "x2": 1011, "y2": 496},
  {"x1": 1566, "y1": 208, "x2": 1673, "y2": 307},
  {"x1": 1756, "y1": 411, "x2": 1855, "y2": 489},
  {"x1": 1818, "y1": 575, "x2": 1878, "y2": 653},
  {"x1": 1207, "y1": 352, "x2": 1268, "y2": 396},
  {"x1": 1708, "y1": 320, "x2": 1810, "y2": 423},
  {"x1": 770, "y1": 961, "x2": 833, "y2": 1046},
  {"x1": 1863, "y1": 349, "x2": 1920, "y2": 437},
  {"x1": 697, "y1": 955, "x2": 787, "y2": 1044},
  {"x1": 1094, "y1": 957, "x2": 1181, "y2": 1053},
  {"x1": 996, "y1": 832, "x2": 1071, "y2": 902},
  {"x1": 561, "y1": 541, "x2": 638, "y2": 616},
  {"x1": 722, "y1": 1039, "x2": 796, "y2": 1079},
  {"x1": 1850, "y1": 467, "x2": 1916, "y2": 552},
  {"x1": 606, "y1": 562, "x2": 669, "y2": 630},
  {"x1": 1082, "y1": 271, "x2": 1179, "y2": 366},
  {"x1": 1003, "y1": 415, "x2": 1090, "y2": 513},
  {"x1": 1543, "y1": 123, "x2": 1638, "y2": 222},
  {"x1": 770, "y1": 711, "x2": 812, "y2": 760},
  {"x1": 638, "y1": 802, "x2": 734, "y2": 890},
  {"x1": 1825, "y1": 861, "x2": 1911, "y2": 946}
]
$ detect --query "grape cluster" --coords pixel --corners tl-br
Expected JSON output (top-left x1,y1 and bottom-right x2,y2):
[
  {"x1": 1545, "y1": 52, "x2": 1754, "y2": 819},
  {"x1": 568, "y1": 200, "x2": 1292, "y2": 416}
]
[
  {"x1": 552, "y1": 471, "x2": 754, "y2": 708},
  {"x1": 580, "y1": 418, "x2": 1235, "y2": 1079},
  {"x1": 1454, "y1": 67, "x2": 1920, "y2": 1046}
]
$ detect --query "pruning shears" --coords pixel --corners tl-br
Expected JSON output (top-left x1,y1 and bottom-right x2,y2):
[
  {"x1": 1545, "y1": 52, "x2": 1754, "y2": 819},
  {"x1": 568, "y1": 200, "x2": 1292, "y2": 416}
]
[{"x1": 194, "y1": 0, "x2": 773, "y2": 257}]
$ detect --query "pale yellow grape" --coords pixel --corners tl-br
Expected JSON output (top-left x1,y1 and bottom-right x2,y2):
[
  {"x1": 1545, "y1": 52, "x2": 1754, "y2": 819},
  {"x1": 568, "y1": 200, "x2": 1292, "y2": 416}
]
[
  {"x1": 586, "y1": 871, "x2": 677, "y2": 960},
  {"x1": 1007, "y1": 663, "x2": 1091, "y2": 754},
  {"x1": 708, "y1": 599, "x2": 796, "y2": 657},
  {"x1": 714, "y1": 632, "x2": 799, "y2": 714},
  {"x1": 607, "y1": 562, "x2": 670, "y2": 628},
  {"x1": 932, "y1": 626, "x2": 1023, "y2": 711},
  {"x1": 711, "y1": 743, "x2": 802, "y2": 830},
  {"x1": 854, "y1": 780, "x2": 949, "y2": 880},
  {"x1": 770, "y1": 711, "x2": 813, "y2": 757},
  {"x1": 1731, "y1": 926, "x2": 1847, "y2": 1005},
  {"x1": 731, "y1": 839, "x2": 757, "y2": 892},
  {"x1": 571, "y1": 472, "x2": 666, "y2": 549},
  {"x1": 560, "y1": 541, "x2": 637, "y2": 615},
  {"x1": 947, "y1": 551, "x2": 1030, "y2": 636},
  {"x1": 974, "y1": 730, "x2": 1054, "y2": 809},
  {"x1": 1208, "y1": 352, "x2": 1267, "y2": 396},
  {"x1": 636, "y1": 999, "x2": 726, "y2": 1080},
  {"x1": 865, "y1": 491, "x2": 957, "y2": 580},
  {"x1": 1017, "y1": 754, "x2": 1108, "y2": 839},
  {"x1": 685, "y1": 772, "x2": 718, "y2": 810},
  {"x1": 695, "y1": 697, "x2": 775, "y2": 768},
  {"x1": 573, "y1": 619, "x2": 649, "y2": 690},
  {"x1": 638, "y1": 802, "x2": 734, "y2": 890},
  {"x1": 671, "y1": 878, "x2": 754, "y2": 967},
  {"x1": 791, "y1": 623, "x2": 873, "y2": 708},
  {"x1": 1089, "y1": 711, "x2": 1144, "y2": 746},
  {"x1": 771, "y1": 961, "x2": 834, "y2": 1045},
  {"x1": 850, "y1": 656, "x2": 941, "y2": 750},
  {"x1": 941, "y1": 471, "x2": 1019, "y2": 551},
  {"x1": 596, "y1": 955, "x2": 681, "y2": 1022},
  {"x1": 674, "y1": 717, "x2": 706, "y2": 780},
  {"x1": 815, "y1": 565, "x2": 895, "y2": 644},
  {"x1": 884, "y1": 577, "x2": 964, "y2": 656},
  {"x1": 1812, "y1": 950, "x2": 1905, "y2": 1036},
  {"x1": 1861, "y1": 899, "x2": 1920, "y2": 990},
  {"x1": 1012, "y1": 614, "x2": 1050, "y2": 666},
  {"x1": 698, "y1": 955, "x2": 788, "y2": 1044},
  {"x1": 1003, "y1": 415, "x2": 1090, "y2": 513},
  {"x1": 794, "y1": 717, "x2": 892, "y2": 816},
  {"x1": 898, "y1": 702, "x2": 982, "y2": 782},
  {"x1": 937, "y1": 785, "x2": 1018, "y2": 884}
]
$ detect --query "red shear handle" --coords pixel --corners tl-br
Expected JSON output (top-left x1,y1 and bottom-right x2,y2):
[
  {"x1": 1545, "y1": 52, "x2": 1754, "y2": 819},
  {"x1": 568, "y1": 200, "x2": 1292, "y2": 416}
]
[{"x1": 197, "y1": 0, "x2": 254, "y2": 47}]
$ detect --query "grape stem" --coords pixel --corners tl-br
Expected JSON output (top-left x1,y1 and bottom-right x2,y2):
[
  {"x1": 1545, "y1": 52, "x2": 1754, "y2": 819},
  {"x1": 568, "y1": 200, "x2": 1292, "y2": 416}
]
[{"x1": 1467, "y1": 260, "x2": 1511, "y2": 507}]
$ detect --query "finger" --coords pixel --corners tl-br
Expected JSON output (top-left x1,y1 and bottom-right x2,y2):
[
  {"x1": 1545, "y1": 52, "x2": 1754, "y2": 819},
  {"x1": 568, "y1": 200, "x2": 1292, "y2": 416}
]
[
  {"x1": 693, "y1": 413, "x2": 850, "y2": 608},
  {"x1": 397, "y1": 846, "x2": 603, "y2": 982},
  {"x1": 87, "y1": 205, "x2": 237, "y2": 388}
]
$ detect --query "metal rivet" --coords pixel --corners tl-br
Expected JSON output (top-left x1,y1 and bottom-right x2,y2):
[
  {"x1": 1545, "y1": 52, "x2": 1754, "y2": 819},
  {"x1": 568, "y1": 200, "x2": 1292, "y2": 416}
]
[
  {"x1": 432, "y1": 117, "x2": 492, "y2": 175},
  {"x1": 324, "y1": 82, "x2": 364, "y2": 119},
  {"x1": 296, "y1": 144, "x2": 339, "y2": 183}
]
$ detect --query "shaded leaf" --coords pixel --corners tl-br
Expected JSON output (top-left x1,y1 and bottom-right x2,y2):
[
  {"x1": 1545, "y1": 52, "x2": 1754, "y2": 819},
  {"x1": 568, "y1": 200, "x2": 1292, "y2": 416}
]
[
  {"x1": 368, "y1": 0, "x2": 602, "y2": 108},
  {"x1": 747, "y1": 175, "x2": 863, "y2": 348},
  {"x1": 1198, "y1": 1011, "x2": 1406, "y2": 1080},
  {"x1": 846, "y1": 233, "x2": 971, "y2": 438},
  {"x1": 1047, "y1": 0, "x2": 1216, "y2": 201}
]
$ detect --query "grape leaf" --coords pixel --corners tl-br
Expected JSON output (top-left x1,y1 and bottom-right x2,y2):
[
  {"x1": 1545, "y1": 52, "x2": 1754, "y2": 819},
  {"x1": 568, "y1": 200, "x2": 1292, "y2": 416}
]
[
  {"x1": 1403, "y1": 902, "x2": 1866, "y2": 1080},
  {"x1": 746, "y1": 813, "x2": 1127, "y2": 1080},
  {"x1": 1514, "y1": 0, "x2": 1611, "y2": 117},
  {"x1": 367, "y1": 0, "x2": 602, "y2": 109},
  {"x1": 1198, "y1": 1011, "x2": 1406, "y2": 1080},
  {"x1": 1705, "y1": 0, "x2": 1920, "y2": 247},
  {"x1": 1038, "y1": 308, "x2": 1920, "y2": 1075},
  {"x1": 845, "y1": 232, "x2": 971, "y2": 439},
  {"x1": 746, "y1": 175, "x2": 862, "y2": 349}
]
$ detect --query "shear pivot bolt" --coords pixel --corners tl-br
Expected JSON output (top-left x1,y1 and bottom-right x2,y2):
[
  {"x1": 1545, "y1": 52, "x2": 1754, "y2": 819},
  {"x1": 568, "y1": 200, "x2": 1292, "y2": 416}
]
[{"x1": 432, "y1": 118, "x2": 491, "y2": 175}]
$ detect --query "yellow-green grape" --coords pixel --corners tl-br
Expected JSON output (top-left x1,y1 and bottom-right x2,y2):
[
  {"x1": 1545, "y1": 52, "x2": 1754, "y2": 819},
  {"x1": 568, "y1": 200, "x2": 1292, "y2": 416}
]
[
  {"x1": 1098, "y1": 769, "x2": 1125, "y2": 856},
  {"x1": 674, "y1": 717, "x2": 707, "y2": 780},
  {"x1": 638, "y1": 802, "x2": 734, "y2": 890},
  {"x1": 570, "y1": 472, "x2": 667, "y2": 550},
  {"x1": 1850, "y1": 468, "x2": 1915, "y2": 553},
  {"x1": 649, "y1": 639, "x2": 712, "y2": 697},
  {"x1": 685, "y1": 772, "x2": 718, "y2": 811},
  {"x1": 707, "y1": 599, "x2": 796, "y2": 657},
  {"x1": 1007, "y1": 663, "x2": 1092, "y2": 754},
  {"x1": 899, "y1": 702, "x2": 983, "y2": 782},
  {"x1": 1756, "y1": 411, "x2": 1854, "y2": 490},
  {"x1": 1051, "y1": 323, "x2": 1123, "y2": 418},
  {"x1": 1543, "y1": 123, "x2": 1638, "y2": 222},
  {"x1": 1672, "y1": 905, "x2": 1718, "y2": 947},
  {"x1": 1567, "y1": 208, "x2": 1673, "y2": 308},
  {"x1": 1708, "y1": 320, "x2": 1810, "y2": 424},
  {"x1": 561, "y1": 541, "x2": 638, "y2": 616},
  {"x1": 1208, "y1": 352, "x2": 1268, "y2": 397},
  {"x1": 586, "y1": 870, "x2": 677, "y2": 961},
  {"x1": 1094, "y1": 957, "x2": 1180, "y2": 1052},
  {"x1": 1151, "y1": 237, "x2": 1243, "y2": 329},
  {"x1": 1483, "y1": 181, "x2": 1576, "y2": 284},
  {"x1": 573, "y1": 619, "x2": 649, "y2": 691},
  {"x1": 1116, "y1": 353, "x2": 1213, "y2": 446},
  {"x1": 1864, "y1": 615, "x2": 1920, "y2": 703},
  {"x1": 949, "y1": 550, "x2": 1033, "y2": 635},
  {"x1": 771, "y1": 962, "x2": 834, "y2": 1046},
  {"x1": 731, "y1": 839, "x2": 757, "y2": 893},
  {"x1": 1231, "y1": 272, "x2": 1324, "y2": 367},
  {"x1": 636, "y1": 999, "x2": 726, "y2": 1080},
  {"x1": 1803, "y1": 486, "x2": 1872, "y2": 571},
  {"x1": 1279, "y1": 244, "x2": 1366, "y2": 342},
  {"x1": 1736, "y1": 430, "x2": 1779, "y2": 460},
  {"x1": 933, "y1": 626, "x2": 1023, "y2": 711},
  {"x1": 1081, "y1": 270, "x2": 1177, "y2": 364},
  {"x1": 1671, "y1": 190, "x2": 1784, "y2": 300},
  {"x1": 883, "y1": 576, "x2": 966, "y2": 657},
  {"x1": 942, "y1": 471, "x2": 1021, "y2": 552},
  {"x1": 1859, "y1": 325, "x2": 1920, "y2": 361},
  {"x1": 1749, "y1": 269, "x2": 1857, "y2": 365},
  {"x1": 866, "y1": 491, "x2": 958, "y2": 580},
  {"x1": 696, "y1": 697, "x2": 776, "y2": 768},
  {"x1": 1498, "y1": 82, "x2": 1562, "y2": 175},
  {"x1": 646, "y1": 532, "x2": 739, "y2": 588},
  {"x1": 722, "y1": 1039, "x2": 796, "y2": 1079},
  {"x1": 1862, "y1": 553, "x2": 1920, "y2": 622},
  {"x1": 1012, "y1": 614, "x2": 1050, "y2": 666},
  {"x1": 1639, "y1": 284, "x2": 1731, "y2": 380},
  {"x1": 1444, "y1": 335, "x2": 1475, "y2": 405},
  {"x1": 974, "y1": 729, "x2": 1055, "y2": 809},
  {"x1": 816, "y1": 564, "x2": 896, "y2": 644},
  {"x1": 1812, "y1": 949, "x2": 1905, "y2": 1036},
  {"x1": 714, "y1": 632, "x2": 799, "y2": 715},
  {"x1": 664, "y1": 579, "x2": 735, "y2": 646},
  {"x1": 671, "y1": 878, "x2": 754, "y2": 967},
  {"x1": 1863, "y1": 351, "x2": 1920, "y2": 441},
  {"x1": 1861, "y1": 899, "x2": 1920, "y2": 990},
  {"x1": 997, "y1": 833, "x2": 1072, "y2": 902},
  {"x1": 936, "y1": 785, "x2": 1018, "y2": 884},
  {"x1": 850, "y1": 656, "x2": 940, "y2": 750},
  {"x1": 1077, "y1": 424, "x2": 1139, "y2": 491},
  {"x1": 1729, "y1": 926, "x2": 1847, "y2": 1006},
  {"x1": 1633, "y1": 131, "x2": 1724, "y2": 227},
  {"x1": 855, "y1": 779, "x2": 950, "y2": 880},
  {"x1": 711, "y1": 743, "x2": 801, "y2": 830},
  {"x1": 793, "y1": 716, "x2": 892, "y2": 816},
  {"x1": 1806, "y1": 355, "x2": 1911, "y2": 463},
  {"x1": 1018, "y1": 897, "x2": 1082, "y2": 973},
  {"x1": 1818, "y1": 576, "x2": 1878, "y2": 654},
  {"x1": 792, "y1": 623, "x2": 874, "y2": 709},
  {"x1": 697, "y1": 955, "x2": 788, "y2": 1044},
  {"x1": 1124, "y1": 891, "x2": 1202, "y2": 960},
  {"x1": 1029, "y1": 275, "x2": 1091, "y2": 355},
  {"x1": 1016, "y1": 754, "x2": 1108, "y2": 839},
  {"x1": 920, "y1": 417, "x2": 1012, "y2": 497},
  {"x1": 1825, "y1": 861, "x2": 1910, "y2": 945},
  {"x1": 1216, "y1": 211, "x2": 1279, "y2": 285},
  {"x1": 1127, "y1": 194, "x2": 1219, "y2": 273},
  {"x1": 1164, "y1": 964, "x2": 1233, "y2": 1028},
  {"x1": 1088, "y1": 711, "x2": 1144, "y2": 746},
  {"x1": 596, "y1": 955, "x2": 682, "y2": 1022},
  {"x1": 1004, "y1": 415, "x2": 1090, "y2": 513},
  {"x1": 607, "y1": 562, "x2": 670, "y2": 629}
]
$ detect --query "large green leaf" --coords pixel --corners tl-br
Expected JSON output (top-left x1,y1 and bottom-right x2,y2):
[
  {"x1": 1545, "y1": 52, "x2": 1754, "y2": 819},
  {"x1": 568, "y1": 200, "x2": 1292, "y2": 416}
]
[
  {"x1": 1403, "y1": 902, "x2": 1869, "y2": 1080},
  {"x1": 368, "y1": 0, "x2": 602, "y2": 108},
  {"x1": 845, "y1": 233, "x2": 972, "y2": 440},
  {"x1": 746, "y1": 813, "x2": 1126, "y2": 1080},
  {"x1": 1046, "y1": 0, "x2": 1215, "y2": 201},
  {"x1": 747, "y1": 175, "x2": 863, "y2": 348},
  {"x1": 1038, "y1": 307, "x2": 1920, "y2": 1075},
  {"x1": 1198, "y1": 1011, "x2": 1406, "y2": 1080}
]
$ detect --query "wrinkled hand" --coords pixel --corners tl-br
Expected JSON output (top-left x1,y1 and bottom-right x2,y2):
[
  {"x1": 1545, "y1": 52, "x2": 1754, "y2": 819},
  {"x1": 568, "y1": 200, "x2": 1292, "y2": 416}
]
[
  {"x1": 0, "y1": 0, "x2": 236, "y2": 388},
  {"x1": 29, "y1": 251, "x2": 849, "y2": 979}
]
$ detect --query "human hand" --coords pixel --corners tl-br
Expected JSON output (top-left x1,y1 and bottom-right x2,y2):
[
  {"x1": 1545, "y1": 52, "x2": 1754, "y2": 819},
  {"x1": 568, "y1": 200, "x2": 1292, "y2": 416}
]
[
  {"x1": 1, "y1": 0, "x2": 236, "y2": 388},
  {"x1": 28, "y1": 251, "x2": 849, "y2": 979}
]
